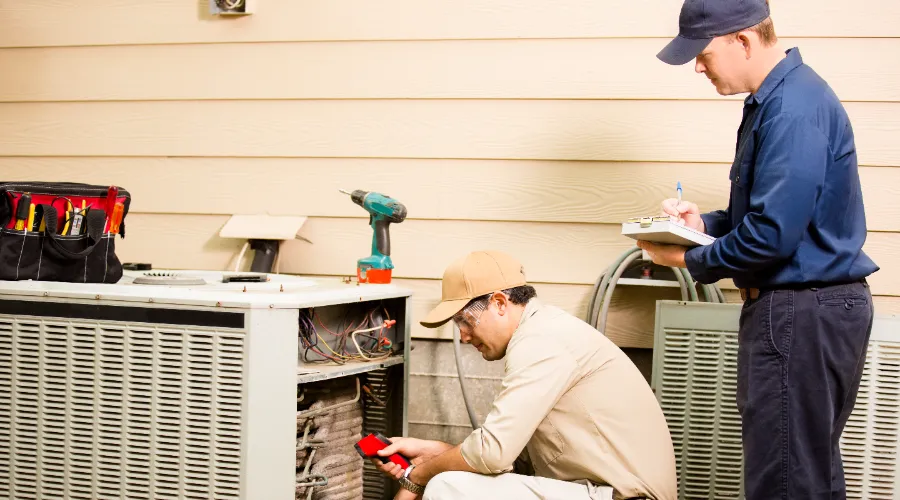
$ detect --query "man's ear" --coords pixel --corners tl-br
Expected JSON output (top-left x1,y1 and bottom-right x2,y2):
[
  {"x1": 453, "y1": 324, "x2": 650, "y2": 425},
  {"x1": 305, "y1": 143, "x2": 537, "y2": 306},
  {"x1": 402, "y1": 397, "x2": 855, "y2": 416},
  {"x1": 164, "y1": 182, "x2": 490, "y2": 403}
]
[
  {"x1": 737, "y1": 31, "x2": 753, "y2": 59},
  {"x1": 491, "y1": 292, "x2": 510, "y2": 316}
]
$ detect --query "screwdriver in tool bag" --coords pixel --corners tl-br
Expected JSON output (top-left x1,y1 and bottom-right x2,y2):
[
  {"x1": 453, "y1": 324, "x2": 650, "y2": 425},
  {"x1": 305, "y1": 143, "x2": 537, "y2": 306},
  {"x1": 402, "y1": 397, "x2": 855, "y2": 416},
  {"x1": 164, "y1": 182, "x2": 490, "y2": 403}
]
[
  {"x1": 109, "y1": 202, "x2": 124, "y2": 235},
  {"x1": 14, "y1": 193, "x2": 31, "y2": 231}
]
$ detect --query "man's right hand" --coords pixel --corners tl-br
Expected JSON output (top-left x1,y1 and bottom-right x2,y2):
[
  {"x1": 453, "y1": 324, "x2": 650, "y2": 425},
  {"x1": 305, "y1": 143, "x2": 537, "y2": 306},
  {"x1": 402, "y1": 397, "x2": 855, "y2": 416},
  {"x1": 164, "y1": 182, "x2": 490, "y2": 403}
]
[
  {"x1": 661, "y1": 198, "x2": 705, "y2": 233},
  {"x1": 369, "y1": 437, "x2": 453, "y2": 480}
]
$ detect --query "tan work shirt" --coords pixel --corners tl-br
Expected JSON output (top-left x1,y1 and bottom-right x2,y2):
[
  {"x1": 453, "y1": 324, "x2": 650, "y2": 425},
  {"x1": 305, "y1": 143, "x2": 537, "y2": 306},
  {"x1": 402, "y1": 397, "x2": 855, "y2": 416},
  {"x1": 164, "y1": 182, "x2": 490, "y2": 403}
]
[{"x1": 459, "y1": 299, "x2": 677, "y2": 500}]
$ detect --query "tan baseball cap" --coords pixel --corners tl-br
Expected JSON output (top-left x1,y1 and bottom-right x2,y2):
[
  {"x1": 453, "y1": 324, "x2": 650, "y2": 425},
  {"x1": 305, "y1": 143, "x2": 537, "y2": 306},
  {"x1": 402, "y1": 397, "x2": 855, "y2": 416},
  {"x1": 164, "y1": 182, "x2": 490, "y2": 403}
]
[{"x1": 420, "y1": 250, "x2": 527, "y2": 328}]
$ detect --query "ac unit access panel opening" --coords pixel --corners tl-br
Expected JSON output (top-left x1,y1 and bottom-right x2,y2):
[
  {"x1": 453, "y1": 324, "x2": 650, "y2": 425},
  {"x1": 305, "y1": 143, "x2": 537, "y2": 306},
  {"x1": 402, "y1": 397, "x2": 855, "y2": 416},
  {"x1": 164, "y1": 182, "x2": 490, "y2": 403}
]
[{"x1": 295, "y1": 296, "x2": 410, "y2": 500}]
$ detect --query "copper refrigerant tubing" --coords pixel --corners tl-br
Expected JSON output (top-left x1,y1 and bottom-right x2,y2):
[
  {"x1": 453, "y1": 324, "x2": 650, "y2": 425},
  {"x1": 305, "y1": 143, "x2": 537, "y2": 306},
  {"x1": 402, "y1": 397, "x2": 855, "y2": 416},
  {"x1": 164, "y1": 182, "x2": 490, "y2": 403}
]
[{"x1": 296, "y1": 377, "x2": 365, "y2": 500}]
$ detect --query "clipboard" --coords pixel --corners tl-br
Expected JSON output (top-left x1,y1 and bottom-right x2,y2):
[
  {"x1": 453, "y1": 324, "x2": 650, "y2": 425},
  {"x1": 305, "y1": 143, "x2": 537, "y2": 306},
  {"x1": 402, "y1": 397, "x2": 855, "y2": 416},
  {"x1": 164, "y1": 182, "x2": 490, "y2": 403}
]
[{"x1": 621, "y1": 216, "x2": 715, "y2": 247}]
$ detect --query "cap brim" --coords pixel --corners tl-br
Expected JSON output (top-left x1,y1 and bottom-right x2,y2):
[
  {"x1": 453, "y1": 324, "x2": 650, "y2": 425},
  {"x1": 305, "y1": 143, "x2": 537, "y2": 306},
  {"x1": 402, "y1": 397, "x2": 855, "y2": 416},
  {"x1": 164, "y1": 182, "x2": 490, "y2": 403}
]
[
  {"x1": 657, "y1": 35, "x2": 712, "y2": 65},
  {"x1": 420, "y1": 298, "x2": 471, "y2": 328}
]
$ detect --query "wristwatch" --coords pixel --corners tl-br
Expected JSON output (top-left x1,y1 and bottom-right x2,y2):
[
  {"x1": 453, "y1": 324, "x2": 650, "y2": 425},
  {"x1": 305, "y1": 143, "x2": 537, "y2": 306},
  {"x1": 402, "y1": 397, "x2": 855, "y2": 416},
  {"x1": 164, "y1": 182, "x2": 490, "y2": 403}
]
[{"x1": 398, "y1": 464, "x2": 425, "y2": 495}]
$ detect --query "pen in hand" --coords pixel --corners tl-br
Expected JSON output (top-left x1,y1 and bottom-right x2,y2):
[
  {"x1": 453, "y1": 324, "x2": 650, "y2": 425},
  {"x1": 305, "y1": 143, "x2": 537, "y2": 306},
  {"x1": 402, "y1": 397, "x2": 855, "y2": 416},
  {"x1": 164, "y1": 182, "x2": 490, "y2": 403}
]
[{"x1": 674, "y1": 181, "x2": 684, "y2": 225}]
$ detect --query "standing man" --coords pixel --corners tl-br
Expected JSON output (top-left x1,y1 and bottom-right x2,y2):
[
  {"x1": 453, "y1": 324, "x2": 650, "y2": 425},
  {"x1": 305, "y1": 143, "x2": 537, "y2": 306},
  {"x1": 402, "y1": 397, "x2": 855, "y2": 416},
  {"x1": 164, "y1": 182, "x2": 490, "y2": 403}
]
[{"x1": 639, "y1": 1, "x2": 879, "y2": 499}]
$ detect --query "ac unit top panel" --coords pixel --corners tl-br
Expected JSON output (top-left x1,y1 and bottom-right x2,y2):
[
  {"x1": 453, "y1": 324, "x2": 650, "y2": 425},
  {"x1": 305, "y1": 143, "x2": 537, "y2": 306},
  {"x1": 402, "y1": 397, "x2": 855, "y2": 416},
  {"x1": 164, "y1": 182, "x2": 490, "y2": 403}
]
[{"x1": 0, "y1": 270, "x2": 412, "y2": 310}]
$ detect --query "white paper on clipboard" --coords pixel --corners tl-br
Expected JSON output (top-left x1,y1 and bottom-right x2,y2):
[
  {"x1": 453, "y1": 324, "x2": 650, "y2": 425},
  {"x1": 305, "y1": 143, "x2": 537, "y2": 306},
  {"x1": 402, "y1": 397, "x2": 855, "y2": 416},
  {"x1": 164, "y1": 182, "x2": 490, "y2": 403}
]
[{"x1": 621, "y1": 217, "x2": 715, "y2": 247}]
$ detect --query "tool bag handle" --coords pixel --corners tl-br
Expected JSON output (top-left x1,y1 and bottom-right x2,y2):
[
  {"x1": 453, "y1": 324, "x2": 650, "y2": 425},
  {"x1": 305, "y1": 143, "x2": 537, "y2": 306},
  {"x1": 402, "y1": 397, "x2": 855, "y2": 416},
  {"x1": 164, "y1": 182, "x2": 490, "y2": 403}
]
[{"x1": 40, "y1": 204, "x2": 107, "y2": 259}]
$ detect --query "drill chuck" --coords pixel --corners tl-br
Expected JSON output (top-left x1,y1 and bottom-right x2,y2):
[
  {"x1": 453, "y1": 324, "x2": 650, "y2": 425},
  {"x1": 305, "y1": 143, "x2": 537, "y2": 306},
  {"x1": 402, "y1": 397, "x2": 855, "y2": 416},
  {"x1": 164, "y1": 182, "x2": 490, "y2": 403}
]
[{"x1": 349, "y1": 189, "x2": 367, "y2": 207}]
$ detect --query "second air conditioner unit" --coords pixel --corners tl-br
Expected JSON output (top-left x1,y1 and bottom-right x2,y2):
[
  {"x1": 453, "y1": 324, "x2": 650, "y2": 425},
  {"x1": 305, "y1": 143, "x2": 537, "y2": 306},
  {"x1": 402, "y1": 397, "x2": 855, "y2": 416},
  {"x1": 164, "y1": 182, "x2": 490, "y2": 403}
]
[{"x1": 652, "y1": 300, "x2": 900, "y2": 500}]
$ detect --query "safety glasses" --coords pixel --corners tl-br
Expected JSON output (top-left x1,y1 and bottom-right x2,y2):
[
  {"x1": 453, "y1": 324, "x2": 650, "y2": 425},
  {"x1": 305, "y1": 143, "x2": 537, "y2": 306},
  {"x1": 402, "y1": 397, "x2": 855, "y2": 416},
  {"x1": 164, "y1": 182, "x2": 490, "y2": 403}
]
[{"x1": 452, "y1": 298, "x2": 489, "y2": 330}]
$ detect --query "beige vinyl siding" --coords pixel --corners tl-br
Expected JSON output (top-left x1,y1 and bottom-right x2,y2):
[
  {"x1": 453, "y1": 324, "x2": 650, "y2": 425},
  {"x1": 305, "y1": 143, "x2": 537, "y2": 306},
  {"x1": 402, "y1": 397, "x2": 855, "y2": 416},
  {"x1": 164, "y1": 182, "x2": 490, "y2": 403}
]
[
  {"x1": 1, "y1": 38, "x2": 898, "y2": 102},
  {"x1": 4, "y1": 158, "x2": 900, "y2": 231},
  {"x1": 1, "y1": 0, "x2": 898, "y2": 47},
  {"x1": 1, "y1": 0, "x2": 898, "y2": 350},
  {"x1": 1, "y1": 101, "x2": 898, "y2": 166}
]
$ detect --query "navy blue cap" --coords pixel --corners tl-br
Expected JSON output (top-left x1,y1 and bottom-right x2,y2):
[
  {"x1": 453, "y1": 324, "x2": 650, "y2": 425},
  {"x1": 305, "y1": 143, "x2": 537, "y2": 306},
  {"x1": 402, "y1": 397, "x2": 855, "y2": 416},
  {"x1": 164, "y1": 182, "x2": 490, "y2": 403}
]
[{"x1": 658, "y1": 0, "x2": 771, "y2": 65}]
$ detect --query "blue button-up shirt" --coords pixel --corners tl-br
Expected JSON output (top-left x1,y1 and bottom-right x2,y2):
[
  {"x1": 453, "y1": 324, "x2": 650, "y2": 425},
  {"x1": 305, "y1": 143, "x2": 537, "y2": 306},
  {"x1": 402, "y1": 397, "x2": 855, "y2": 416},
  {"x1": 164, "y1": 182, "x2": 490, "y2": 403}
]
[{"x1": 684, "y1": 48, "x2": 879, "y2": 289}]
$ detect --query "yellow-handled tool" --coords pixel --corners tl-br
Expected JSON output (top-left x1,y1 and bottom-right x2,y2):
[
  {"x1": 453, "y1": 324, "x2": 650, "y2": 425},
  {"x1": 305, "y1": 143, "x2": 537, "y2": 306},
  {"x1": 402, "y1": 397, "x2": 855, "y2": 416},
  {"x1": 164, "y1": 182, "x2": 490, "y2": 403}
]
[
  {"x1": 25, "y1": 203, "x2": 35, "y2": 233},
  {"x1": 62, "y1": 200, "x2": 73, "y2": 235}
]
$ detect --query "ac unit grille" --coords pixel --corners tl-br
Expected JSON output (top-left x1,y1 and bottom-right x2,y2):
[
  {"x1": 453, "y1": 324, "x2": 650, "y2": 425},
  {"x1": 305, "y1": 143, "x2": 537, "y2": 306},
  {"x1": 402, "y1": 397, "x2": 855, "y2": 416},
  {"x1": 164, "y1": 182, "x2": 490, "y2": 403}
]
[
  {"x1": 659, "y1": 328, "x2": 743, "y2": 500},
  {"x1": 655, "y1": 303, "x2": 900, "y2": 500},
  {"x1": 839, "y1": 341, "x2": 900, "y2": 500},
  {"x1": 0, "y1": 314, "x2": 247, "y2": 500}
]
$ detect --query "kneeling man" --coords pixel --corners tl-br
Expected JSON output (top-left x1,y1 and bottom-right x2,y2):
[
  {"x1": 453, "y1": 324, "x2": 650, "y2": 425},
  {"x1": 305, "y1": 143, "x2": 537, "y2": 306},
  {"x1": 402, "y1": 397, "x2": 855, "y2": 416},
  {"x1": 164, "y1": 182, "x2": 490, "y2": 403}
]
[{"x1": 373, "y1": 250, "x2": 677, "y2": 500}]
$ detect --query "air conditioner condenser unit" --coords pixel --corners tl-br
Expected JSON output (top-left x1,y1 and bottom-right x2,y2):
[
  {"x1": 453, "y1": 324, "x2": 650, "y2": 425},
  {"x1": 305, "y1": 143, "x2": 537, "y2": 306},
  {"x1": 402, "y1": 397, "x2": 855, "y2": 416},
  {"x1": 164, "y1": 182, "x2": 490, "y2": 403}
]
[{"x1": 0, "y1": 270, "x2": 412, "y2": 500}]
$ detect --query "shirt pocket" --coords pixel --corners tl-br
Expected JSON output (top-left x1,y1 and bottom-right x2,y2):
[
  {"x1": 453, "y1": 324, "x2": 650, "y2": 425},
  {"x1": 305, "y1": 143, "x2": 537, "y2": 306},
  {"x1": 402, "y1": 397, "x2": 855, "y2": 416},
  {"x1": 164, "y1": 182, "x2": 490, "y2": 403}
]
[
  {"x1": 729, "y1": 136, "x2": 755, "y2": 219},
  {"x1": 529, "y1": 413, "x2": 565, "y2": 468},
  {"x1": 730, "y1": 130, "x2": 756, "y2": 187}
]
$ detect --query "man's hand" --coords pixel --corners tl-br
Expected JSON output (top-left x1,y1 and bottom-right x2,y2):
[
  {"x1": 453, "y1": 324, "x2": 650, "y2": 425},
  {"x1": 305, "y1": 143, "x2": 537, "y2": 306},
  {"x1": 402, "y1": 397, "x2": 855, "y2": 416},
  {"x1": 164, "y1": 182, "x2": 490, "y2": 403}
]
[
  {"x1": 636, "y1": 240, "x2": 688, "y2": 268},
  {"x1": 374, "y1": 440, "x2": 476, "y2": 498},
  {"x1": 369, "y1": 437, "x2": 452, "y2": 480},
  {"x1": 662, "y1": 198, "x2": 705, "y2": 233}
]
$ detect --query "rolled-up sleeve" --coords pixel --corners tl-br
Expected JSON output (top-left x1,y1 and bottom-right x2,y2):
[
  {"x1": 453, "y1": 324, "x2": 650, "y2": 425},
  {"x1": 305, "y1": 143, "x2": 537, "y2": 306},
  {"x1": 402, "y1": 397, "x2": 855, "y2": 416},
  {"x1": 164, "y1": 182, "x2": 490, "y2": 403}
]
[
  {"x1": 459, "y1": 338, "x2": 577, "y2": 474},
  {"x1": 685, "y1": 113, "x2": 829, "y2": 284}
]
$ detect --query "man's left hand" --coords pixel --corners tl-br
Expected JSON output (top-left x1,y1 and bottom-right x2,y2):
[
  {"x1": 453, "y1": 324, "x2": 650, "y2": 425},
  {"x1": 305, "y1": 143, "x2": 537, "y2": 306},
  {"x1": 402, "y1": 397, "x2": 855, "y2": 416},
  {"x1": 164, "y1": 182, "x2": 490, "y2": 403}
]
[
  {"x1": 636, "y1": 240, "x2": 688, "y2": 268},
  {"x1": 393, "y1": 488, "x2": 421, "y2": 500}
]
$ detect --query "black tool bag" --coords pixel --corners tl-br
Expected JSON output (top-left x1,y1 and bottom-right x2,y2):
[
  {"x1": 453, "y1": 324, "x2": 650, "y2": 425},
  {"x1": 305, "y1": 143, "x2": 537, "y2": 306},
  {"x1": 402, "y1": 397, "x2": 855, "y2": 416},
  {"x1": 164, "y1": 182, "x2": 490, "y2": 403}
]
[{"x1": 0, "y1": 182, "x2": 131, "y2": 283}]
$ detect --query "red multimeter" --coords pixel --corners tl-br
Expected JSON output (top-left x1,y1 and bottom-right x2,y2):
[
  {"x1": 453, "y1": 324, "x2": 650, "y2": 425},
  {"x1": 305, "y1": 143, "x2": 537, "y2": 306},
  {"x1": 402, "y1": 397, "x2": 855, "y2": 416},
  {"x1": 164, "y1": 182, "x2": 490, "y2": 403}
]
[{"x1": 354, "y1": 432, "x2": 411, "y2": 469}]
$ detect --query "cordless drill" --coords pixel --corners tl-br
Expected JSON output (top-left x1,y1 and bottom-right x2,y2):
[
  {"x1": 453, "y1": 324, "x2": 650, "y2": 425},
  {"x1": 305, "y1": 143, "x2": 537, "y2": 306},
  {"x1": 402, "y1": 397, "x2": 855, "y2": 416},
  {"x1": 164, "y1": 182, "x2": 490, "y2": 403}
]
[{"x1": 340, "y1": 189, "x2": 408, "y2": 284}]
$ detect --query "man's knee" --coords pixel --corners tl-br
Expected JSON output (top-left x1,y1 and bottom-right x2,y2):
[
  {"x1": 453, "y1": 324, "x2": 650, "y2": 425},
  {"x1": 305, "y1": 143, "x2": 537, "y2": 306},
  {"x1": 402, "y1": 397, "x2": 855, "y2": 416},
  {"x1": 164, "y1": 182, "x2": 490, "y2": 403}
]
[{"x1": 422, "y1": 471, "x2": 474, "y2": 500}]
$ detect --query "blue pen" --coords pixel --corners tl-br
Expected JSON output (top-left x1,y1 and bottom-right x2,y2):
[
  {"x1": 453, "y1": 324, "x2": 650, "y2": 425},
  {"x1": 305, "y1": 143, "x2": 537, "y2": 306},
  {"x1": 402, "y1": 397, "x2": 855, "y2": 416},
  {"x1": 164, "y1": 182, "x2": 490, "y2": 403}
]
[{"x1": 677, "y1": 181, "x2": 682, "y2": 203}]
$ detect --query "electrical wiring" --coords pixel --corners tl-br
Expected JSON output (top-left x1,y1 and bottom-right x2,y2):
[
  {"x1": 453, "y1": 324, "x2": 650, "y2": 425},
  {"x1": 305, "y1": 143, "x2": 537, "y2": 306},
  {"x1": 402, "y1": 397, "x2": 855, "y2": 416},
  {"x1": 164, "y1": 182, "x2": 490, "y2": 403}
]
[
  {"x1": 298, "y1": 306, "x2": 396, "y2": 365},
  {"x1": 299, "y1": 311, "x2": 346, "y2": 364},
  {"x1": 351, "y1": 325, "x2": 393, "y2": 361},
  {"x1": 315, "y1": 331, "x2": 354, "y2": 361}
]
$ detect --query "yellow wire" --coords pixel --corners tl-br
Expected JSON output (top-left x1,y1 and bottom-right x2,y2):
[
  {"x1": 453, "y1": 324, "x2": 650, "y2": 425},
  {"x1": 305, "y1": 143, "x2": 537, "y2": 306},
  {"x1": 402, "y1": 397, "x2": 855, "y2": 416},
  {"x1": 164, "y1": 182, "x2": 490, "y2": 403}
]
[
  {"x1": 315, "y1": 331, "x2": 374, "y2": 361},
  {"x1": 315, "y1": 332, "x2": 352, "y2": 360}
]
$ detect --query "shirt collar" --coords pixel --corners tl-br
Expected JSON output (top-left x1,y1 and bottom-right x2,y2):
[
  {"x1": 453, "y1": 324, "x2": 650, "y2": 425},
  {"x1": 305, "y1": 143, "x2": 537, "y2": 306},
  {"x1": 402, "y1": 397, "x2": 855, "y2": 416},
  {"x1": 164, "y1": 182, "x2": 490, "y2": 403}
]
[
  {"x1": 746, "y1": 47, "x2": 803, "y2": 106},
  {"x1": 516, "y1": 298, "x2": 542, "y2": 329}
]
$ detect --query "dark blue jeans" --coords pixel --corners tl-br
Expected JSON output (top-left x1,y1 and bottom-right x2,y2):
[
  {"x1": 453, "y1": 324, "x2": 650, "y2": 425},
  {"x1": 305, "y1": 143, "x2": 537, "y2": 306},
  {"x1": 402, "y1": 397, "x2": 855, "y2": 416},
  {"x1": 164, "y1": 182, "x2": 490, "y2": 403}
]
[{"x1": 737, "y1": 281, "x2": 874, "y2": 500}]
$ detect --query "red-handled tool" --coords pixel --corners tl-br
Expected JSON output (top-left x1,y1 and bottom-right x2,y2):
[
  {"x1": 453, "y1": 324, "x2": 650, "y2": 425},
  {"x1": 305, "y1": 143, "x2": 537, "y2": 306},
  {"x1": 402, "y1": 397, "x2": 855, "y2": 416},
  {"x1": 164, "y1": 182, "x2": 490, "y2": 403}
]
[
  {"x1": 105, "y1": 186, "x2": 118, "y2": 230},
  {"x1": 106, "y1": 186, "x2": 118, "y2": 211},
  {"x1": 354, "y1": 433, "x2": 411, "y2": 468}
]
